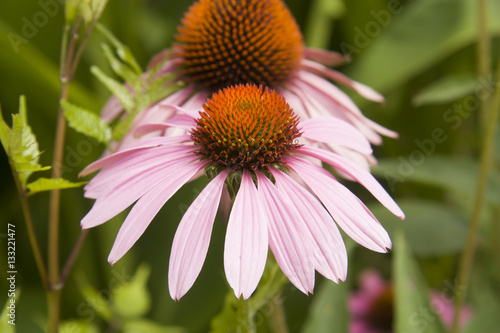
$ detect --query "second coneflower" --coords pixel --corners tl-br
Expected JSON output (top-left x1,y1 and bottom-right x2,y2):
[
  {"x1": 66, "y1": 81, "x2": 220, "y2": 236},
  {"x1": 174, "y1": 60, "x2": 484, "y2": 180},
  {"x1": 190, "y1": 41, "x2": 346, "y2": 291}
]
[
  {"x1": 82, "y1": 84, "x2": 404, "y2": 300},
  {"x1": 103, "y1": 0, "x2": 396, "y2": 167}
]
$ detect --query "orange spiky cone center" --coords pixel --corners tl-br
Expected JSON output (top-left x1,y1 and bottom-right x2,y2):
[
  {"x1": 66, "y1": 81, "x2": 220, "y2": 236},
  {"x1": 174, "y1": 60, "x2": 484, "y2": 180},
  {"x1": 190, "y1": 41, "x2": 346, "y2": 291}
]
[
  {"x1": 191, "y1": 84, "x2": 302, "y2": 171},
  {"x1": 176, "y1": 0, "x2": 304, "y2": 92}
]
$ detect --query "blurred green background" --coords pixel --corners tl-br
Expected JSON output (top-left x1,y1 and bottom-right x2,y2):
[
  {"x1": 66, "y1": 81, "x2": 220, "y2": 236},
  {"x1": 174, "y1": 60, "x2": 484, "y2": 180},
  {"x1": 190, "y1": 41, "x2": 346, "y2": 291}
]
[{"x1": 1, "y1": 0, "x2": 499, "y2": 332}]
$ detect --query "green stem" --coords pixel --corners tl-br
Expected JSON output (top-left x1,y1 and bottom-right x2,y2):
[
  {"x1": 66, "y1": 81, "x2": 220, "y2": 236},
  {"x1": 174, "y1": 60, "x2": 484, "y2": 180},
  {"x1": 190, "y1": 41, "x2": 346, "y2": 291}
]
[
  {"x1": 47, "y1": 22, "x2": 74, "y2": 333},
  {"x1": 451, "y1": 62, "x2": 500, "y2": 333},
  {"x1": 478, "y1": 0, "x2": 491, "y2": 135},
  {"x1": 268, "y1": 294, "x2": 289, "y2": 333},
  {"x1": 11, "y1": 172, "x2": 48, "y2": 290},
  {"x1": 59, "y1": 229, "x2": 89, "y2": 287}
]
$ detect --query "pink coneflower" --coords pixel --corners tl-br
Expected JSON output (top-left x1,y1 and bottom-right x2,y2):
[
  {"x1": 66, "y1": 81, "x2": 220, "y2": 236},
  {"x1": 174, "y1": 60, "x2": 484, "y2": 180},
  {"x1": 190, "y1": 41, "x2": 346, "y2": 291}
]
[
  {"x1": 103, "y1": 0, "x2": 396, "y2": 166},
  {"x1": 82, "y1": 84, "x2": 404, "y2": 300}
]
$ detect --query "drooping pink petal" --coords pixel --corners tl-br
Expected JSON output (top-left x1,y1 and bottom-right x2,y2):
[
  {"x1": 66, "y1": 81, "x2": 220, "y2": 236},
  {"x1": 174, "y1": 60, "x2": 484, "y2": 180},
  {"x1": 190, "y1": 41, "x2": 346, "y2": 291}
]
[
  {"x1": 297, "y1": 71, "x2": 364, "y2": 117},
  {"x1": 301, "y1": 59, "x2": 385, "y2": 104},
  {"x1": 270, "y1": 168, "x2": 348, "y2": 282},
  {"x1": 224, "y1": 170, "x2": 268, "y2": 299},
  {"x1": 158, "y1": 104, "x2": 202, "y2": 119},
  {"x1": 108, "y1": 160, "x2": 206, "y2": 265},
  {"x1": 298, "y1": 145, "x2": 405, "y2": 219},
  {"x1": 256, "y1": 173, "x2": 315, "y2": 294},
  {"x1": 300, "y1": 117, "x2": 372, "y2": 155},
  {"x1": 101, "y1": 95, "x2": 125, "y2": 123},
  {"x1": 79, "y1": 135, "x2": 191, "y2": 176},
  {"x1": 133, "y1": 114, "x2": 196, "y2": 137},
  {"x1": 287, "y1": 156, "x2": 392, "y2": 252},
  {"x1": 168, "y1": 171, "x2": 228, "y2": 300},
  {"x1": 304, "y1": 47, "x2": 350, "y2": 67}
]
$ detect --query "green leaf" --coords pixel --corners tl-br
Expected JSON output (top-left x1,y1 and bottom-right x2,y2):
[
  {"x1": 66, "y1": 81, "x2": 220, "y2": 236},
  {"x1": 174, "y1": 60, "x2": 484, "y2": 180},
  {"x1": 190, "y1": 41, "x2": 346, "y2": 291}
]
[
  {"x1": 373, "y1": 155, "x2": 500, "y2": 205},
  {"x1": 122, "y1": 320, "x2": 185, "y2": 333},
  {"x1": 0, "y1": 104, "x2": 11, "y2": 150},
  {"x1": 27, "y1": 177, "x2": 87, "y2": 195},
  {"x1": 62, "y1": 100, "x2": 112, "y2": 144},
  {"x1": 77, "y1": 274, "x2": 113, "y2": 321},
  {"x1": 305, "y1": 0, "x2": 345, "y2": 48},
  {"x1": 60, "y1": 320, "x2": 99, "y2": 333},
  {"x1": 393, "y1": 232, "x2": 448, "y2": 333},
  {"x1": 301, "y1": 280, "x2": 349, "y2": 333},
  {"x1": 346, "y1": 0, "x2": 500, "y2": 94},
  {"x1": 1, "y1": 96, "x2": 51, "y2": 188},
  {"x1": 412, "y1": 73, "x2": 478, "y2": 106},
  {"x1": 101, "y1": 43, "x2": 139, "y2": 83},
  {"x1": 210, "y1": 259, "x2": 288, "y2": 333},
  {"x1": 96, "y1": 23, "x2": 142, "y2": 75},
  {"x1": 91, "y1": 66, "x2": 134, "y2": 112},
  {"x1": 369, "y1": 199, "x2": 468, "y2": 257},
  {"x1": 112, "y1": 265, "x2": 151, "y2": 319}
]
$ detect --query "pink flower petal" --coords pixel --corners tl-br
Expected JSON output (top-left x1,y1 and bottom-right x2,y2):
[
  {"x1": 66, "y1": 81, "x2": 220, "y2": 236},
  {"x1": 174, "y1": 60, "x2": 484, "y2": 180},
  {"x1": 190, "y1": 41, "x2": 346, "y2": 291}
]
[
  {"x1": 297, "y1": 71, "x2": 364, "y2": 117},
  {"x1": 298, "y1": 145, "x2": 405, "y2": 219},
  {"x1": 168, "y1": 171, "x2": 228, "y2": 300},
  {"x1": 133, "y1": 114, "x2": 196, "y2": 137},
  {"x1": 81, "y1": 148, "x2": 198, "y2": 228},
  {"x1": 108, "y1": 160, "x2": 206, "y2": 265},
  {"x1": 304, "y1": 48, "x2": 350, "y2": 67},
  {"x1": 79, "y1": 135, "x2": 191, "y2": 177},
  {"x1": 287, "y1": 156, "x2": 392, "y2": 252},
  {"x1": 256, "y1": 172, "x2": 315, "y2": 294},
  {"x1": 301, "y1": 59, "x2": 385, "y2": 104},
  {"x1": 101, "y1": 95, "x2": 125, "y2": 123},
  {"x1": 224, "y1": 170, "x2": 268, "y2": 299},
  {"x1": 270, "y1": 168, "x2": 348, "y2": 282},
  {"x1": 84, "y1": 145, "x2": 196, "y2": 198},
  {"x1": 300, "y1": 117, "x2": 372, "y2": 155}
]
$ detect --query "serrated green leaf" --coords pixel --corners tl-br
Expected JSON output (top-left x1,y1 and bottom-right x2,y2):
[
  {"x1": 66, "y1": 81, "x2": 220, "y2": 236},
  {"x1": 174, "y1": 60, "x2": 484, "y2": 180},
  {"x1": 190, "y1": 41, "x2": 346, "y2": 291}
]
[
  {"x1": 123, "y1": 320, "x2": 185, "y2": 333},
  {"x1": 62, "y1": 100, "x2": 112, "y2": 144},
  {"x1": 91, "y1": 66, "x2": 134, "y2": 112},
  {"x1": 96, "y1": 23, "x2": 142, "y2": 74},
  {"x1": 369, "y1": 199, "x2": 468, "y2": 257},
  {"x1": 101, "y1": 43, "x2": 139, "y2": 84},
  {"x1": 60, "y1": 320, "x2": 99, "y2": 333},
  {"x1": 393, "y1": 232, "x2": 448, "y2": 333},
  {"x1": 0, "y1": 104, "x2": 11, "y2": 150},
  {"x1": 27, "y1": 177, "x2": 87, "y2": 195},
  {"x1": 112, "y1": 265, "x2": 151, "y2": 319},
  {"x1": 5, "y1": 96, "x2": 48, "y2": 187},
  {"x1": 412, "y1": 73, "x2": 478, "y2": 106}
]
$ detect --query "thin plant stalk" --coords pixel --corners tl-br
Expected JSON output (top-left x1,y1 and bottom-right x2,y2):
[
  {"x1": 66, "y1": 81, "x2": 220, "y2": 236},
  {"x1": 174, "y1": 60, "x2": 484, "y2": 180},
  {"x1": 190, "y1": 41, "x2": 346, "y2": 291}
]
[
  {"x1": 47, "y1": 16, "x2": 96, "y2": 332},
  {"x1": 478, "y1": 0, "x2": 491, "y2": 135},
  {"x1": 451, "y1": 62, "x2": 500, "y2": 333},
  {"x1": 11, "y1": 173, "x2": 48, "y2": 290}
]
